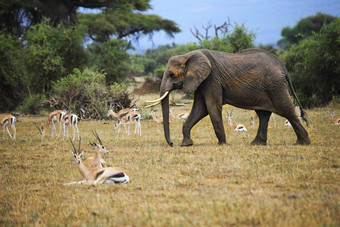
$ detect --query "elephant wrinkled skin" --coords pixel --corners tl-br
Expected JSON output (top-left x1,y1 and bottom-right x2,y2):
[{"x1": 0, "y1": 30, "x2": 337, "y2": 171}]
[{"x1": 156, "y1": 48, "x2": 310, "y2": 147}]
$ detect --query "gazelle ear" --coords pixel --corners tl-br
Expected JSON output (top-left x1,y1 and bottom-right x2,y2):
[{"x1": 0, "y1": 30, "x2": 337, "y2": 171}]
[
  {"x1": 90, "y1": 142, "x2": 97, "y2": 147},
  {"x1": 71, "y1": 150, "x2": 76, "y2": 158},
  {"x1": 79, "y1": 150, "x2": 84, "y2": 157}
]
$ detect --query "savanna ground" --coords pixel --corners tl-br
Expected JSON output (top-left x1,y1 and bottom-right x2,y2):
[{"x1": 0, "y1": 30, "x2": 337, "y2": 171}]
[{"x1": 0, "y1": 93, "x2": 339, "y2": 226}]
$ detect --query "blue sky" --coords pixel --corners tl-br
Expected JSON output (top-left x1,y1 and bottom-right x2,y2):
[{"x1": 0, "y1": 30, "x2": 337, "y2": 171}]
[{"x1": 133, "y1": 0, "x2": 340, "y2": 51}]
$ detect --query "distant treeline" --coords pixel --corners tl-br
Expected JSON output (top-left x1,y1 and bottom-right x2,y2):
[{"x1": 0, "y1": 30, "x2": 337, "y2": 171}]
[{"x1": 0, "y1": 0, "x2": 338, "y2": 113}]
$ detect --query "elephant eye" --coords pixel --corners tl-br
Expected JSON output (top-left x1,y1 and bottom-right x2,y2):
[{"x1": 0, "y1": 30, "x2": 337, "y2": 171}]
[{"x1": 168, "y1": 71, "x2": 175, "y2": 78}]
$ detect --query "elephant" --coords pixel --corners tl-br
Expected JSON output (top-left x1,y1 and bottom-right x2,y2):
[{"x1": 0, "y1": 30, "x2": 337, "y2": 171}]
[{"x1": 146, "y1": 48, "x2": 311, "y2": 147}]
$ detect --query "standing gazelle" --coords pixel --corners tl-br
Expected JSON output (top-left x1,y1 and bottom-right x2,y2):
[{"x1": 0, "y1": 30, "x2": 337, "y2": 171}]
[
  {"x1": 84, "y1": 131, "x2": 109, "y2": 168},
  {"x1": 37, "y1": 110, "x2": 67, "y2": 139},
  {"x1": 1, "y1": 115, "x2": 16, "y2": 139},
  {"x1": 63, "y1": 112, "x2": 79, "y2": 141},
  {"x1": 114, "y1": 110, "x2": 142, "y2": 136},
  {"x1": 68, "y1": 139, "x2": 129, "y2": 185},
  {"x1": 226, "y1": 109, "x2": 248, "y2": 132}
]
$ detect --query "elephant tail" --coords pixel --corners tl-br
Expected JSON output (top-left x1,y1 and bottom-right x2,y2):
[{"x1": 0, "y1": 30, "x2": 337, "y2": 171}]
[{"x1": 285, "y1": 73, "x2": 309, "y2": 127}]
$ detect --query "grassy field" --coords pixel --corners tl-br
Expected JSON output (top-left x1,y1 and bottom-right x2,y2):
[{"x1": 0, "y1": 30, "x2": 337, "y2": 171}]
[{"x1": 0, "y1": 93, "x2": 339, "y2": 226}]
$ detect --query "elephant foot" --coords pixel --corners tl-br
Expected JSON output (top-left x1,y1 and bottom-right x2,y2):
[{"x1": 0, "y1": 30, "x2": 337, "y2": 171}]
[
  {"x1": 295, "y1": 138, "x2": 311, "y2": 145},
  {"x1": 218, "y1": 141, "x2": 229, "y2": 146},
  {"x1": 181, "y1": 138, "x2": 193, "y2": 147},
  {"x1": 251, "y1": 138, "x2": 267, "y2": 146}
]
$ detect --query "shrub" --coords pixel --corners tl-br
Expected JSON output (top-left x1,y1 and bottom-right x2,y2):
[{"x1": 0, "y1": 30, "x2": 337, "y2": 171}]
[{"x1": 50, "y1": 68, "x2": 135, "y2": 119}]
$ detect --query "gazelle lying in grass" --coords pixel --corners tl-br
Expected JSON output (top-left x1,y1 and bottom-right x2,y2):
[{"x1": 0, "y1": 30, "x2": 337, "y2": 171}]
[
  {"x1": 226, "y1": 109, "x2": 247, "y2": 132},
  {"x1": 284, "y1": 106, "x2": 309, "y2": 127},
  {"x1": 328, "y1": 111, "x2": 340, "y2": 125},
  {"x1": 63, "y1": 112, "x2": 79, "y2": 141},
  {"x1": 65, "y1": 139, "x2": 129, "y2": 185},
  {"x1": 1, "y1": 115, "x2": 16, "y2": 139},
  {"x1": 114, "y1": 110, "x2": 142, "y2": 136},
  {"x1": 150, "y1": 109, "x2": 169, "y2": 124},
  {"x1": 170, "y1": 108, "x2": 189, "y2": 119},
  {"x1": 84, "y1": 131, "x2": 109, "y2": 168},
  {"x1": 37, "y1": 110, "x2": 67, "y2": 139}
]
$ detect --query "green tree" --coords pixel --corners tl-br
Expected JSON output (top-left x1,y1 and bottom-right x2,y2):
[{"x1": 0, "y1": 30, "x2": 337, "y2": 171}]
[
  {"x1": 278, "y1": 13, "x2": 336, "y2": 49},
  {"x1": 281, "y1": 18, "x2": 340, "y2": 107},
  {"x1": 87, "y1": 39, "x2": 129, "y2": 84},
  {"x1": 24, "y1": 21, "x2": 86, "y2": 94},
  {"x1": 0, "y1": 33, "x2": 25, "y2": 111}
]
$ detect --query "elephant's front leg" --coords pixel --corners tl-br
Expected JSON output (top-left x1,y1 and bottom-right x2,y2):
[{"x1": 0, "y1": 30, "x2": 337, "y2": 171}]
[{"x1": 181, "y1": 91, "x2": 208, "y2": 146}]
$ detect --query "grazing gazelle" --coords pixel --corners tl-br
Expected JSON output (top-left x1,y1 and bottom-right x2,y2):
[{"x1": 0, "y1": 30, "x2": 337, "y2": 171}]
[
  {"x1": 327, "y1": 111, "x2": 340, "y2": 125},
  {"x1": 114, "y1": 110, "x2": 141, "y2": 136},
  {"x1": 37, "y1": 110, "x2": 67, "y2": 139},
  {"x1": 170, "y1": 108, "x2": 189, "y2": 119},
  {"x1": 107, "y1": 107, "x2": 138, "y2": 120},
  {"x1": 67, "y1": 139, "x2": 129, "y2": 185},
  {"x1": 63, "y1": 112, "x2": 79, "y2": 141},
  {"x1": 1, "y1": 115, "x2": 16, "y2": 139},
  {"x1": 84, "y1": 131, "x2": 109, "y2": 168},
  {"x1": 226, "y1": 109, "x2": 247, "y2": 132}
]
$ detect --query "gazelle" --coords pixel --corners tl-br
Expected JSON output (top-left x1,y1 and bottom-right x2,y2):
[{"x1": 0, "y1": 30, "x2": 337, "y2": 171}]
[
  {"x1": 328, "y1": 111, "x2": 340, "y2": 125},
  {"x1": 63, "y1": 112, "x2": 79, "y2": 141},
  {"x1": 150, "y1": 109, "x2": 168, "y2": 124},
  {"x1": 250, "y1": 112, "x2": 277, "y2": 128},
  {"x1": 226, "y1": 109, "x2": 247, "y2": 132},
  {"x1": 37, "y1": 110, "x2": 67, "y2": 139},
  {"x1": 1, "y1": 115, "x2": 16, "y2": 139},
  {"x1": 284, "y1": 119, "x2": 292, "y2": 127},
  {"x1": 170, "y1": 108, "x2": 189, "y2": 119},
  {"x1": 114, "y1": 110, "x2": 142, "y2": 136},
  {"x1": 67, "y1": 139, "x2": 129, "y2": 185},
  {"x1": 107, "y1": 107, "x2": 138, "y2": 120},
  {"x1": 84, "y1": 131, "x2": 109, "y2": 168}
]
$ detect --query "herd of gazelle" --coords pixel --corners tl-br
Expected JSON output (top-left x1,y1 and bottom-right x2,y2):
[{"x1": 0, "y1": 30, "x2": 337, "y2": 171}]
[
  {"x1": 1, "y1": 106, "x2": 339, "y2": 186},
  {"x1": 1, "y1": 107, "x2": 340, "y2": 140}
]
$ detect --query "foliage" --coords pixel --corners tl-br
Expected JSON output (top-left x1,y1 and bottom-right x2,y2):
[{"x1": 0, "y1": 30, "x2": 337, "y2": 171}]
[
  {"x1": 0, "y1": 32, "x2": 25, "y2": 111},
  {"x1": 281, "y1": 18, "x2": 340, "y2": 107},
  {"x1": 78, "y1": 3, "x2": 180, "y2": 43},
  {"x1": 86, "y1": 39, "x2": 129, "y2": 84},
  {"x1": 51, "y1": 68, "x2": 134, "y2": 119},
  {"x1": 278, "y1": 13, "x2": 336, "y2": 49},
  {"x1": 15, "y1": 94, "x2": 46, "y2": 114},
  {"x1": 24, "y1": 20, "x2": 86, "y2": 94}
]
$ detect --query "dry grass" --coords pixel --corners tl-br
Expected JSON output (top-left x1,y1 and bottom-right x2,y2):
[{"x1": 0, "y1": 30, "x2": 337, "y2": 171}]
[{"x1": 0, "y1": 93, "x2": 339, "y2": 226}]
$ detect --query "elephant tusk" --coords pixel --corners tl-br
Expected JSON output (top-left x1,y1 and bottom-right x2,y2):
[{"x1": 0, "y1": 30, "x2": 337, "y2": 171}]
[
  {"x1": 145, "y1": 101, "x2": 161, "y2": 108},
  {"x1": 145, "y1": 91, "x2": 169, "y2": 103}
]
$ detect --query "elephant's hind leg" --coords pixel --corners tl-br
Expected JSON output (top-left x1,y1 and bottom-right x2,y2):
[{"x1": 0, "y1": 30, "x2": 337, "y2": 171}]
[
  {"x1": 286, "y1": 116, "x2": 311, "y2": 145},
  {"x1": 251, "y1": 110, "x2": 272, "y2": 145}
]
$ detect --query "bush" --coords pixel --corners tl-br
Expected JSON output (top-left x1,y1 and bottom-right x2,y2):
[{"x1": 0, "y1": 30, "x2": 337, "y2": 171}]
[
  {"x1": 50, "y1": 68, "x2": 135, "y2": 119},
  {"x1": 16, "y1": 94, "x2": 46, "y2": 114}
]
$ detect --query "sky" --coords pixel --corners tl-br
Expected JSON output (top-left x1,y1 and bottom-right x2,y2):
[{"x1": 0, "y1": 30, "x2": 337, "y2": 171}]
[{"x1": 132, "y1": 0, "x2": 340, "y2": 52}]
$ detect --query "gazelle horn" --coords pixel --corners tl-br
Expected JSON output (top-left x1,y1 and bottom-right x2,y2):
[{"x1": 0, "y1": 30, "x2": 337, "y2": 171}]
[{"x1": 145, "y1": 91, "x2": 169, "y2": 103}]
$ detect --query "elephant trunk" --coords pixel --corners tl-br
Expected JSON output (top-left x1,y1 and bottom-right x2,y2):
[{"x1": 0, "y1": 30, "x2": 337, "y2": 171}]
[{"x1": 161, "y1": 90, "x2": 173, "y2": 147}]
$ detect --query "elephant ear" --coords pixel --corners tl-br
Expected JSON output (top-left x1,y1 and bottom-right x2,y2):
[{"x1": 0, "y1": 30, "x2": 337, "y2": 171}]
[{"x1": 182, "y1": 50, "x2": 211, "y2": 94}]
